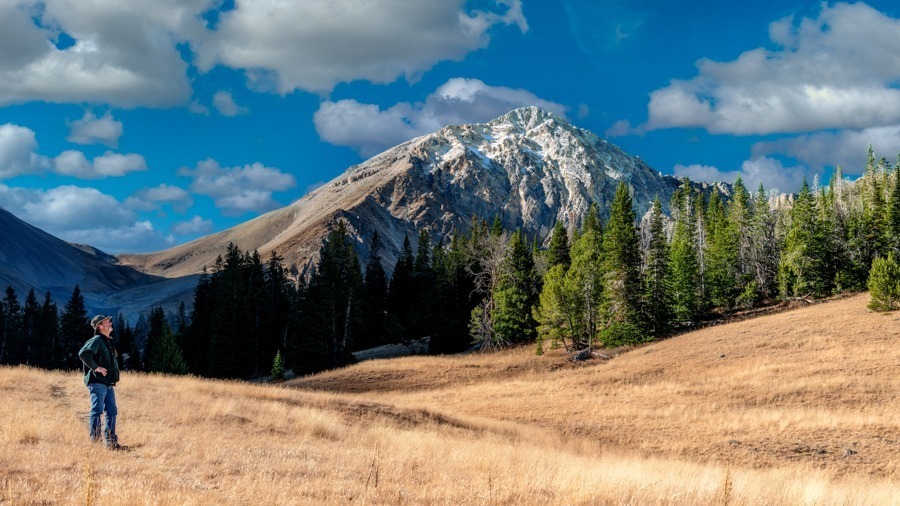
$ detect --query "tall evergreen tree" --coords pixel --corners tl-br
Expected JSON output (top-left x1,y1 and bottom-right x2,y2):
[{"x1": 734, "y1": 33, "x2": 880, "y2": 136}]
[
  {"x1": 145, "y1": 306, "x2": 188, "y2": 374},
  {"x1": 361, "y1": 232, "x2": 388, "y2": 349},
  {"x1": 600, "y1": 182, "x2": 645, "y2": 345},
  {"x1": 669, "y1": 184, "x2": 701, "y2": 322},
  {"x1": 886, "y1": 165, "x2": 900, "y2": 255},
  {"x1": 412, "y1": 229, "x2": 438, "y2": 339},
  {"x1": 59, "y1": 285, "x2": 90, "y2": 369},
  {"x1": 556, "y1": 203, "x2": 605, "y2": 350},
  {"x1": 429, "y1": 231, "x2": 477, "y2": 354},
  {"x1": 386, "y1": 235, "x2": 415, "y2": 343},
  {"x1": 185, "y1": 269, "x2": 213, "y2": 375},
  {"x1": 40, "y1": 291, "x2": 59, "y2": 368},
  {"x1": 547, "y1": 221, "x2": 571, "y2": 269},
  {"x1": 1, "y1": 287, "x2": 22, "y2": 364},
  {"x1": 114, "y1": 313, "x2": 137, "y2": 371},
  {"x1": 493, "y1": 230, "x2": 539, "y2": 344},
  {"x1": 748, "y1": 183, "x2": 778, "y2": 300},
  {"x1": 294, "y1": 221, "x2": 363, "y2": 373},
  {"x1": 20, "y1": 289, "x2": 40, "y2": 365},
  {"x1": 779, "y1": 178, "x2": 830, "y2": 297},
  {"x1": 642, "y1": 198, "x2": 671, "y2": 335},
  {"x1": 206, "y1": 243, "x2": 252, "y2": 378},
  {"x1": 705, "y1": 190, "x2": 739, "y2": 310},
  {"x1": 264, "y1": 251, "x2": 296, "y2": 366}
]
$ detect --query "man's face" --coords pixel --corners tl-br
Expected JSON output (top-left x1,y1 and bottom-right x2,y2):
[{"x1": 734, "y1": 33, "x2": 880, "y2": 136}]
[{"x1": 99, "y1": 320, "x2": 113, "y2": 335}]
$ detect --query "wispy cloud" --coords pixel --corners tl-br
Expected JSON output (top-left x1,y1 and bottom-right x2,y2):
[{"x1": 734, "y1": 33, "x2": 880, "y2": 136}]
[
  {"x1": 125, "y1": 184, "x2": 193, "y2": 213},
  {"x1": 212, "y1": 91, "x2": 248, "y2": 117},
  {"x1": 171, "y1": 215, "x2": 213, "y2": 236}
]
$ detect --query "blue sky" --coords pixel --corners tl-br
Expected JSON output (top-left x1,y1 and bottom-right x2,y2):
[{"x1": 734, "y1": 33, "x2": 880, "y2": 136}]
[{"x1": 2, "y1": 0, "x2": 900, "y2": 253}]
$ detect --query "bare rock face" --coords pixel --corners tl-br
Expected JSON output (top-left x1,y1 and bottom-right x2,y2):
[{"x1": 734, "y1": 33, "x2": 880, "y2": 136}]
[{"x1": 120, "y1": 106, "x2": 711, "y2": 279}]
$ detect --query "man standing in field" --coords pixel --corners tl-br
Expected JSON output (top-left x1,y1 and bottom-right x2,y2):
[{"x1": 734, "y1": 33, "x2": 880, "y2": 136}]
[{"x1": 78, "y1": 315, "x2": 122, "y2": 449}]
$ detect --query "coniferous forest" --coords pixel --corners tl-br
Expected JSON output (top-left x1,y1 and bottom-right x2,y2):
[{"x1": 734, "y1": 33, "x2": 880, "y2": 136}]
[{"x1": 2, "y1": 148, "x2": 900, "y2": 378}]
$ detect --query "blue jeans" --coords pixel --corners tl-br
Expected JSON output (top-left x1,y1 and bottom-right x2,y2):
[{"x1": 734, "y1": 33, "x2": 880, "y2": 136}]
[{"x1": 88, "y1": 383, "x2": 117, "y2": 445}]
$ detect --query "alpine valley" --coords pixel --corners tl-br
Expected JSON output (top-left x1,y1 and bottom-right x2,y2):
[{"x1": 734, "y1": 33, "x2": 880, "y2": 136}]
[{"x1": 1, "y1": 107, "x2": 729, "y2": 318}]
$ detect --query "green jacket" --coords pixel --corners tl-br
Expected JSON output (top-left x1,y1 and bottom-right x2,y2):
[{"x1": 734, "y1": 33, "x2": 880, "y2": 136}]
[{"x1": 78, "y1": 335, "x2": 120, "y2": 386}]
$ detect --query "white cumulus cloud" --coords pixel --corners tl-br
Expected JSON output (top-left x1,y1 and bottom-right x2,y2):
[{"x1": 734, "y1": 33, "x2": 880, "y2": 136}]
[
  {"x1": 54, "y1": 151, "x2": 147, "y2": 179},
  {"x1": 0, "y1": 0, "x2": 206, "y2": 108},
  {"x1": 67, "y1": 111, "x2": 123, "y2": 147},
  {"x1": 0, "y1": 124, "x2": 50, "y2": 179},
  {"x1": 0, "y1": 183, "x2": 173, "y2": 253},
  {"x1": 178, "y1": 158, "x2": 296, "y2": 215},
  {"x1": 194, "y1": 0, "x2": 527, "y2": 94},
  {"x1": 641, "y1": 3, "x2": 900, "y2": 135},
  {"x1": 314, "y1": 78, "x2": 567, "y2": 156}
]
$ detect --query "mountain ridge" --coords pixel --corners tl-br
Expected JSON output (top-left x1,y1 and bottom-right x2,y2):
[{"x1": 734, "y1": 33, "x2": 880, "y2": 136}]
[
  {"x1": 117, "y1": 106, "x2": 727, "y2": 280},
  {"x1": 2, "y1": 106, "x2": 730, "y2": 317}
]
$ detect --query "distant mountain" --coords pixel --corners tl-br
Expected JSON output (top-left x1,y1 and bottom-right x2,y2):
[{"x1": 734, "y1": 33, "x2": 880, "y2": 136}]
[
  {"x1": 119, "y1": 107, "x2": 725, "y2": 279},
  {"x1": 0, "y1": 205, "x2": 186, "y2": 317}
]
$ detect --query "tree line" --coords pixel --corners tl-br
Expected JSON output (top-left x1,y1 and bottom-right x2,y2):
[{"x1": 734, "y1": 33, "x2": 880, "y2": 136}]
[{"x1": 2, "y1": 146, "x2": 898, "y2": 376}]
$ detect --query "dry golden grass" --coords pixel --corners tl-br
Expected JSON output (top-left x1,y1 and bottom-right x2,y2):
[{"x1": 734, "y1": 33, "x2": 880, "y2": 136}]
[{"x1": 2, "y1": 293, "x2": 898, "y2": 505}]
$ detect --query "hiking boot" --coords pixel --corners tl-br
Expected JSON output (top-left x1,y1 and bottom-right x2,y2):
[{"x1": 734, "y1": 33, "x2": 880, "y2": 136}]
[{"x1": 106, "y1": 441, "x2": 124, "y2": 451}]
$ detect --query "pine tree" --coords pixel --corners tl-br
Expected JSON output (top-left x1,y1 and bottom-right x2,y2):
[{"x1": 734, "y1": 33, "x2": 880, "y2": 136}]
[
  {"x1": 705, "y1": 190, "x2": 739, "y2": 310},
  {"x1": 868, "y1": 253, "x2": 900, "y2": 312},
  {"x1": 547, "y1": 221, "x2": 571, "y2": 269},
  {"x1": 185, "y1": 269, "x2": 213, "y2": 375},
  {"x1": 114, "y1": 313, "x2": 137, "y2": 371},
  {"x1": 412, "y1": 229, "x2": 437, "y2": 340},
  {"x1": 362, "y1": 232, "x2": 388, "y2": 349},
  {"x1": 669, "y1": 184, "x2": 701, "y2": 322},
  {"x1": 748, "y1": 183, "x2": 778, "y2": 300},
  {"x1": 493, "y1": 230, "x2": 539, "y2": 344},
  {"x1": 296, "y1": 221, "x2": 363, "y2": 372},
  {"x1": 600, "y1": 181, "x2": 645, "y2": 346},
  {"x1": 145, "y1": 307, "x2": 188, "y2": 375},
  {"x1": 642, "y1": 198, "x2": 671, "y2": 335},
  {"x1": 40, "y1": 292, "x2": 59, "y2": 369},
  {"x1": 264, "y1": 251, "x2": 296, "y2": 366},
  {"x1": 1, "y1": 287, "x2": 23, "y2": 364},
  {"x1": 429, "y1": 230, "x2": 477, "y2": 354},
  {"x1": 779, "y1": 178, "x2": 830, "y2": 297},
  {"x1": 533, "y1": 264, "x2": 573, "y2": 350},
  {"x1": 59, "y1": 285, "x2": 90, "y2": 369},
  {"x1": 271, "y1": 350, "x2": 285, "y2": 382},
  {"x1": 885, "y1": 165, "x2": 900, "y2": 255},
  {"x1": 386, "y1": 235, "x2": 415, "y2": 343},
  {"x1": 20, "y1": 289, "x2": 40, "y2": 365},
  {"x1": 206, "y1": 243, "x2": 254, "y2": 378}
]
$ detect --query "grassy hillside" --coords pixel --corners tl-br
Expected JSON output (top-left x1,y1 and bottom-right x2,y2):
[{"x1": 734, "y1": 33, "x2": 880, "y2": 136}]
[{"x1": 2, "y1": 293, "x2": 897, "y2": 505}]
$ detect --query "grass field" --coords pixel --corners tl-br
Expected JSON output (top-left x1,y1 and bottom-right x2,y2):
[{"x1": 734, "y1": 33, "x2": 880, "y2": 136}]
[{"x1": 1, "y1": 292, "x2": 897, "y2": 504}]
